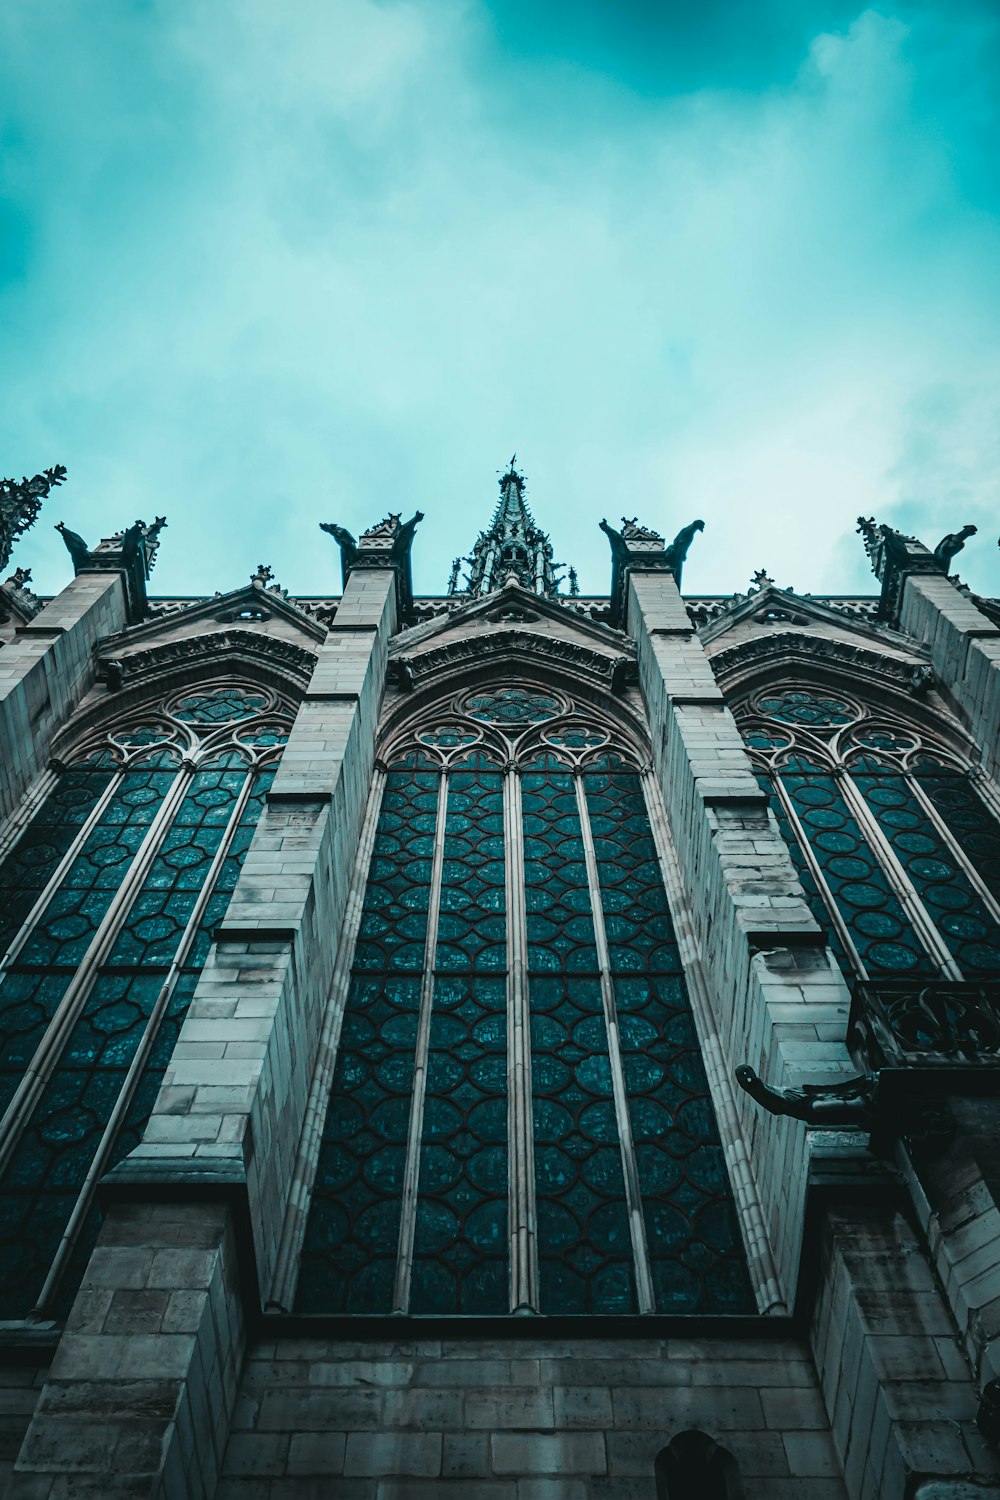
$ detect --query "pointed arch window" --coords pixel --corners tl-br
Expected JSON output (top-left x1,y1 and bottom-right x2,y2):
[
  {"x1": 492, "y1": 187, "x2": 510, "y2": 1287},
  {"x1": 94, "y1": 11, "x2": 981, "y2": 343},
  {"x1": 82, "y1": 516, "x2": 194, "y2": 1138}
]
[
  {"x1": 738, "y1": 686, "x2": 1000, "y2": 980},
  {"x1": 0, "y1": 683, "x2": 291, "y2": 1320},
  {"x1": 292, "y1": 685, "x2": 753, "y2": 1317}
]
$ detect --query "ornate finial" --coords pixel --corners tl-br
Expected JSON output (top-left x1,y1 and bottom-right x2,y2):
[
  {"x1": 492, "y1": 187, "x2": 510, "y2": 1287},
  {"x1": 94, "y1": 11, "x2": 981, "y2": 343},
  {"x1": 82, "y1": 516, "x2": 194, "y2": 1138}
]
[
  {"x1": 568, "y1": 566, "x2": 579, "y2": 597},
  {"x1": 1, "y1": 464, "x2": 67, "y2": 572},
  {"x1": 447, "y1": 557, "x2": 462, "y2": 595},
  {"x1": 749, "y1": 568, "x2": 774, "y2": 593},
  {"x1": 252, "y1": 563, "x2": 275, "y2": 587}
]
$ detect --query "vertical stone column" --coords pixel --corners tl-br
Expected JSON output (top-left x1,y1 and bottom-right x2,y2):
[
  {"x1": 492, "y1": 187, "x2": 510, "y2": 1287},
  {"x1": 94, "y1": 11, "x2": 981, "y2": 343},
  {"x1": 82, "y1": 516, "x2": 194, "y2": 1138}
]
[
  {"x1": 810, "y1": 1204, "x2": 998, "y2": 1499},
  {"x1": 11, "y1": 517, "x2": 417, "y2": 1497},
  {"x1": 0, "y1": 570, "x2": 127, "y2": 821},
  {"x1": 622, "y1": 552, "x2": 857, "y2": 1302},
  {"x1": 9, "y1": 1203, "x2": 241, "y2": 1499},
  {"x1": 899, "y1": 573, "x2": 1000, "y2": 784},
  {"x1": 123, "y1": 562, "x2": 398, "y2": 1285}
]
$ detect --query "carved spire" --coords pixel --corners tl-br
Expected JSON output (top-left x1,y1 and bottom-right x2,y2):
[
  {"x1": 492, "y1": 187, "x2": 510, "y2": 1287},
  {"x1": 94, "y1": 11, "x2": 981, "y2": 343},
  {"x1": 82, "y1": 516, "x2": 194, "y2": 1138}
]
[
  {"x1": 0, "y1": 464, "x2": 67, "y2": 572},
  {"x1": 455, "y1": 458, "x2": 569, "y2": 600}
]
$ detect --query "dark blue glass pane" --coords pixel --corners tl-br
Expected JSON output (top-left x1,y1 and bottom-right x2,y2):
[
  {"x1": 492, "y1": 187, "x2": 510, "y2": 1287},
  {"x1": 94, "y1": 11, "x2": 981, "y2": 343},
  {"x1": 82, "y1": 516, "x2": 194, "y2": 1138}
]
[
  {"x1": 854, "y1": 772, "x2": 1000, "y2": 974},
  {"x1": 781, "y1": 771, "x2": 933, "y2": 976},
  {"x1": 464, "y1": 688, "x2": 561, "y2": 724},
  {"x1": 0, "y1": 973, "x2": 73, "y2": 1118},
  {"x1": 756, "y1": 776, "x2": 852, "y2": 977},
  {"x1": 16, "y1": 767, "x2": 176, "y2": 968},
  {"x1": 352, "y1": 761, "x2": 438, "y2": 973},
  {"x1": 105, "y1": 767, "x2": 247, "y2": 966},
  {"x1": 915, "y1": 771, "x2": 1000, "y2": 902},
  {"x1": 435, "y1": 761, "x2": 506, "y2": 973},
  {"x1": 584, "y1": 769, "x2": 679, "y2": 973},
  {"x1": 410, "y1": 976, "x2": 508, "y2": 1314},
  {"x1": 0, "y1": 767, "x2": 114, "y2": 957},
  {"x1": 529, "y1": 973, "x2": 635, "y2": 1314},
  {"x1": 757, "y1": 690, "x2": 855, "y2": 728},
  {"x1": 522, "y1": 764, "x2": 598, "y2": 973},
  {"x1": 615, "y1": 977, "x2": 753, "y2": 1313},
  {"x1": 297, "y1": 975, "x2": 420, "y2": 1314},
  {"x1": 171, "y1": 687, "x2": 270, "y2": 723}
]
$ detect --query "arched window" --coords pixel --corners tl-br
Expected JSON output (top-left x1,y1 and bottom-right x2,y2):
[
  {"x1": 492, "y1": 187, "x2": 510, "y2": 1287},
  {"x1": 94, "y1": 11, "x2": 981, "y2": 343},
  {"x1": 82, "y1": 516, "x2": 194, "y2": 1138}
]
[
  {"x1": 294, "y1": 683, "x2": 753, "y2": 1316},
  {"x1": 0, "y1": 682, "x2": 291, "y2": 1320},
  {"x1": 737, "y1": 686, "x2": 1000, "y2": 981},
  {"x1": 655, "y1": 1431, "x2": 745, "y2": 1500}
]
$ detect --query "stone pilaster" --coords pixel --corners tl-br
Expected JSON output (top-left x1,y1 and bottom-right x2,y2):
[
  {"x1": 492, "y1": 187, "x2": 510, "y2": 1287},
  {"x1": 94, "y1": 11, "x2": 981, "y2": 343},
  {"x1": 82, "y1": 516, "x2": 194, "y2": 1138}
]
[
  {"x1": 120, "y1": 565, "x2": 398, "y2": 1291},
  {"x1": 0, "y1": 571, "x2": 128, "y2": 822},
  {"x1": 810, "y1": 1205, "x2": 999, "y2": 1499},
  {"x1": 899, "y1": 573, "x2": 1000, "y2": 784},
  {"x1": 9, "y1": 1202, "x2": 242, "y2": 1499},
  {"x1": 625, "y1": 565, "x2": 857, "y2": 1302}
]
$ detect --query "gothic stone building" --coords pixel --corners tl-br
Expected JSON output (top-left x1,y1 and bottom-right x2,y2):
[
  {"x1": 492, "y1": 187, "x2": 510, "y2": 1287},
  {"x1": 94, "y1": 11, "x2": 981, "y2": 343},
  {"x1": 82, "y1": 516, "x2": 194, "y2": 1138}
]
[{"x1": 0, "y1": 463, "x2": 998, "y2": 1499}]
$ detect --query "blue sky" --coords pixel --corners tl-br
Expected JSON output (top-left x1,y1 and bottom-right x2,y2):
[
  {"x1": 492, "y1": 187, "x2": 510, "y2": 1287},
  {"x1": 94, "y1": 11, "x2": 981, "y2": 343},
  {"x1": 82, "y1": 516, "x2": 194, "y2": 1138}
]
[{"x1": 1, "y1": 0, "x2": 998, "y2": 599}]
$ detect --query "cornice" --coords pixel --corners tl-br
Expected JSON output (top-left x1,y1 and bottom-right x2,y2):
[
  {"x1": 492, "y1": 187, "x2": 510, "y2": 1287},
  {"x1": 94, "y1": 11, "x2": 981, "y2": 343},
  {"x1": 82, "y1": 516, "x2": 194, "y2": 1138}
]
[
  {"x1": 711, "y1": 630, "x2": 933, "y2": 697},
  {"x1": 391, "y1": 628, "x2": 636, "y2": 693},
  {"x1": 97, "y1": 627, "x2": 319, "y2": 692}
]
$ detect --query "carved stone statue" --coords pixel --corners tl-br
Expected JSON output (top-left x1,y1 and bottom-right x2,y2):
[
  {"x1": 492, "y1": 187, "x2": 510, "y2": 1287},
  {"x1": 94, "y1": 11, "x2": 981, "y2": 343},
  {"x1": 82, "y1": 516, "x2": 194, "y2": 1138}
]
[
  {"x1": 664, "y1": 519, "x2": 705, "y2": 577},
  {"x1": 735, "y1": 1064, "x2": 876, "y2": 1126},
  {"x1": 55, "y1": 521, "x2": 91, "y2": 570},
  {"x1": 319, "y1": 523, "x2": 359, "y2": 571},
  {"x1": 933, "y1": 523, "x2": 977, "y2": 571}
]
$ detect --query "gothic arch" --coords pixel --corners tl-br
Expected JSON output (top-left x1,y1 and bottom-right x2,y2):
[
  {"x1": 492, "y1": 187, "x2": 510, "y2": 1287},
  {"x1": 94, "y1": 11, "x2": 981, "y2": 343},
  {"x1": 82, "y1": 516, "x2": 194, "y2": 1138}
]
[
  {"x1": 654, "y1": 1431, "x2": 745, "y2": 1500},
  {"x1": 725, "y1": 669, "x2": 1000, "y2": 985},
  {"x1": 281, "y1": 671, "x2": 756, "y2": 1320}
]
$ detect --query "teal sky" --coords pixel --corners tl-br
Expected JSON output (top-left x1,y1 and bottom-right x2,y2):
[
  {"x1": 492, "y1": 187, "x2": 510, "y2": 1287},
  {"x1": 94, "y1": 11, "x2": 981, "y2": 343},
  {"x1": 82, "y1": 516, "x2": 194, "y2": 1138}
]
[{"x1": 2, "y1": 0, "x2": 998, "y2": 599}]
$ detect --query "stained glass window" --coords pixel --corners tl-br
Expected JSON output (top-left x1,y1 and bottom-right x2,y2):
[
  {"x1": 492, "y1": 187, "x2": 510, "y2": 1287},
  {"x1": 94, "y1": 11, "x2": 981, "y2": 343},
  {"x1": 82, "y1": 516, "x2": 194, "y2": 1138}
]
[
  {"x1": 0, "y1": 683, "x2": 289, "y2": 1320},
  {"x1": 738, "y1": 686, "x2": 1000, "y2": 983},
  {"x1": 297, "y1": 693, "x2": 753, "y2": 1317}
]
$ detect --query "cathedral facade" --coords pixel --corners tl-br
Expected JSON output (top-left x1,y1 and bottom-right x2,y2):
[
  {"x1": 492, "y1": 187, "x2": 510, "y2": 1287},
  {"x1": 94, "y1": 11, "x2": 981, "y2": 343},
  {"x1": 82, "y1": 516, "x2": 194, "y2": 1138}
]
[{"x1": 0, "y1": 461, "x2": 998, "y2": 1498}]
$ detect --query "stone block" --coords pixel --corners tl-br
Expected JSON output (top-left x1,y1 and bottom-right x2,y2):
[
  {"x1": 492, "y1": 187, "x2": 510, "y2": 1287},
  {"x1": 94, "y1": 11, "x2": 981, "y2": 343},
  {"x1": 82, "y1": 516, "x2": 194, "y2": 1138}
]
[
  {"x1": 490, "y1": 1432, "x2": 607, "y2": 1476},
  {"x1": 343, "y1": 1432, "x2": 443, "y2": 1478}
]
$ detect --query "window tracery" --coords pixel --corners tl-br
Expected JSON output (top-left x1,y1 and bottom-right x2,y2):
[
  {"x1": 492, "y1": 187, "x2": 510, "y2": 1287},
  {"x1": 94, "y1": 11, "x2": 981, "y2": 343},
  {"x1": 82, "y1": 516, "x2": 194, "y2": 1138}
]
[
  {"x1": 295, "y1": 683, "x2": 752, "y2": 1317},
  {"x1": 738, "y1": 685, "x2": 1000, "y2": 981},
  {"x1": 0, "y1": 681, "x2": 291, "y2": 1320}
]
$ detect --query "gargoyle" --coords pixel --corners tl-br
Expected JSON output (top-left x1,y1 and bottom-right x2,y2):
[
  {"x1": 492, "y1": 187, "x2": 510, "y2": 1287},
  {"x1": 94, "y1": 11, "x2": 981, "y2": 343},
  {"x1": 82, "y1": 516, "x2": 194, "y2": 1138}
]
[
  {"x1": 665, "y1": 518, "x2": 705, "y2": 574},
  {"x1": 55, "y1": 521, "x2": 91, "y2": 569},
  {"x1": 933, "y1": 524, "x2": 977, "y2": 571},
  {"x1": 599, "y1": 518, "x2": 629, "y2": 565},
  {"x1": 735, "y1": 1064, "x2": 876, "y2": 1126},
  {"x1": 319, "y1": 522, "x2": 359, "y2": 570}
]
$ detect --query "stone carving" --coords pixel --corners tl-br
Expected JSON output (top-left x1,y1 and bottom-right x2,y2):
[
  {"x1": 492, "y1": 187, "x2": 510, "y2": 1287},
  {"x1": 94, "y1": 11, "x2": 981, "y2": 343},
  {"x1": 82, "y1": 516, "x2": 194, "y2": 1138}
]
[
  {"x1": 320, "y1": 511, "x2": 423, "y2": 620},
  {"x1": 96, "y1": 628, "x2": 318, "y2": 693},
  {"x1": 712, "y1": 630, "x2": 935, "y2": 699},
  {"x1": 55, "y1": 521, "x2": 91, "y2": 569},
  {"x1": 933, "y1": 523, "x2": 977, "y2": 570},
  {"x1": 735, "y1": 1065, "x2": 877, "y2": 1126},
  {"x1": 0, "y1": 463, "x2": 66, "y2": 572},
  {"x1": 0, "y1": 566, "x2": 42, "y2": 624},
  {"x1": 664, "y1": 518, "x2": 705, "y2": 586},
  {"x1": 857, "y1": 514, "x2": 980, "y2": 623},
  {"x1": 388, "y1": 629, "x2": 637, "y2": 694}
]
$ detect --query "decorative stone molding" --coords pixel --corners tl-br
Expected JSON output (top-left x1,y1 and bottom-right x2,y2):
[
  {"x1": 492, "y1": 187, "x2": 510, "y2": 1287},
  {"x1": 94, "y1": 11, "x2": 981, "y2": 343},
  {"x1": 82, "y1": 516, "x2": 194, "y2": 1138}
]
[
  {"x1": 0, "y1": 463, "x2": 66, "y2": 573},
  {"x1": 390, "y1": 629, "x2": 636, "y2": 694},
  {"x1": 711, "y1": 629, "x2": 933, "y2": 697},
  {"x1": 96, "y1": 627, "x2": 318, "y2": 693},
  {"x1": 0, "y1": 567, "x2": 42, "y2": 625},
  {"x1": 320, "y1": 511, "x2": 422, "y2": 624}
]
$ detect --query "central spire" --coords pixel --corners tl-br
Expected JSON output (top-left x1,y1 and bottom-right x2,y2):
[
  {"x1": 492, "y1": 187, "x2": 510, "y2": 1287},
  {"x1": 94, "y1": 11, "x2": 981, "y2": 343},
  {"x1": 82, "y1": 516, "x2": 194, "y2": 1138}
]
[{"x1": 449, "y1": 458, "x2": 572, "y2": 599}]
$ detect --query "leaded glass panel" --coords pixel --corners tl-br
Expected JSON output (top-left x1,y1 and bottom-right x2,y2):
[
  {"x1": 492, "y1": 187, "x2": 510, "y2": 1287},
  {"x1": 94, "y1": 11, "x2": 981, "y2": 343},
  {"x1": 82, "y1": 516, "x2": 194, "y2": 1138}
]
[
  {"x1": 853, "y1": 771, "x2": 1000, "y2": 973},
  {"x1": 780, "y1": 769, "x2": 932, "y2": 975},
  {"x1": 298, "y1": 693, "x2": 753, "y2": 1318},
  {"x1": 739, "y1": 685, "x2": 1000, "y2": 982},
  {"x1": 0, "y1": 686, "x2": 287, "y2": 1321}
]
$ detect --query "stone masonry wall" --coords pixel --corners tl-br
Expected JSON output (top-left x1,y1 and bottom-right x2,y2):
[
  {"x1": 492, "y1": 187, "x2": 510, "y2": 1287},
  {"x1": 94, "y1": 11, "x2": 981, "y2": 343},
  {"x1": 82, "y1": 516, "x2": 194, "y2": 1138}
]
[
  {"x1": 217, "y1": 1334, "x2": 847, "y2": 1500},
  {"x1": 0, "y1": 1364, "x2": 47, "y2": 1497},
  {"x1": 625, "y1": 569, "x2": 857, "y2": 1304},
  {"x1": 0, "y1": 571, "x2": 126, "y2": 821}
]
